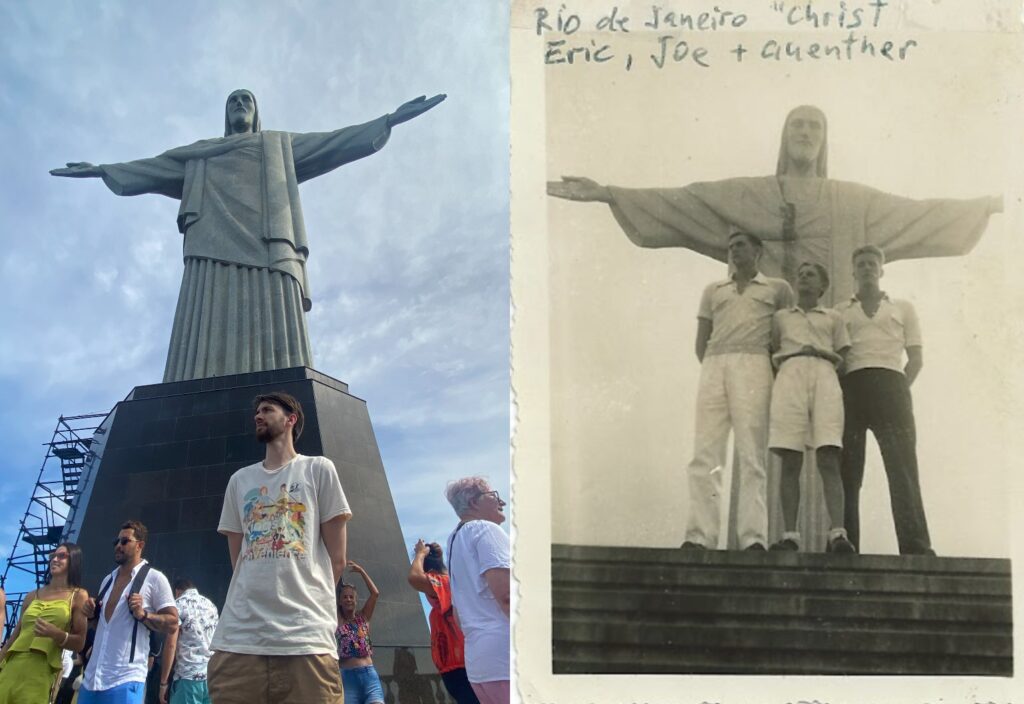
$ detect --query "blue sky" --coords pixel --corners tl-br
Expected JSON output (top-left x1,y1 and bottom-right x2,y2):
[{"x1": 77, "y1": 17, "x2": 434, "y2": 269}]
[{"x1": 0, "y1": 1, "x2": 510, "y2": 597}]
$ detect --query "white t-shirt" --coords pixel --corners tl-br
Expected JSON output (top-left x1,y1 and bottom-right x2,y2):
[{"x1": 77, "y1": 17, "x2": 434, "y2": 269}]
[
  {"x1": 211, "y1": 454, "x2": 351, "y2": 656},
  {"x1": 447, "y1": 520, "x2": 510, "y2": 683},
  {"x1": 84, "y1": 561, "x2": 175, "y2": 691}
]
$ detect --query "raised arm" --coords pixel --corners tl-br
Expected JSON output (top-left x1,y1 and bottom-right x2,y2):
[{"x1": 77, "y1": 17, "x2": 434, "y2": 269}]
[
  {"x1": 49, "y1": 162, "x2": 104, "y2": 178},
  {"x1": 386, "y1": 94, "x2": 447, "y2": 127},
  {"x1": 51, "y1": 154, "x2": 186, "y2": 199},
  {"x1": 865, "y1": 186, "x2": 1002, "y2": 263},
  {"x1": 349, "y1": 562, "x2": 380, "y2": 622},
  {"x1": 407, "y1": 540, "x2": 438, "y2": 598},
  {"x1": 547, "y1": 176, "x2": 613, "y2": 203}
]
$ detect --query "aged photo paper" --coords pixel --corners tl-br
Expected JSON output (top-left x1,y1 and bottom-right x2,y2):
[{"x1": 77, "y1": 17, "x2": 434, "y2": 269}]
[{"x1": 512, "y1": 0, "x2": 1024, "y2": 701}]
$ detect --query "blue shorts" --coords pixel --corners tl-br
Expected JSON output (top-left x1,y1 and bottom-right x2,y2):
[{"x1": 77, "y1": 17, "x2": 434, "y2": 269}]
[
  {"x1": 78, "y1": 681, "x2": 145, "y2": 704},
  {"x1": 341, "y1": 665, "x2": 384, "y2": 704}
]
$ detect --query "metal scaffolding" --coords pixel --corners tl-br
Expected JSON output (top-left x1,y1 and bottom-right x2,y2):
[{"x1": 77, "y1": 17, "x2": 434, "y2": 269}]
[{"x1": 2, "y1": 412, "x2": 108, "y2": 641}]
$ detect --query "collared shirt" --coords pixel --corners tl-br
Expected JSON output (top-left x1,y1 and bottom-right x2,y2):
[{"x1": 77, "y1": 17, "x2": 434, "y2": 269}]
[
  {"x1": 772, "y1": 305, "x2": 850, "y2": 368},
  {"x1": 698, "y1": 272, "x2": 794, "y2": 357},
  {"x1": 83, "y1": 561, "x2": 175, "y2": 692},
  {"x1": 173, "y1": 589, "x2": 219, "y2": 681},
  {"x1": 836, "y1": 293, "x2": 922, "y2": 374}
]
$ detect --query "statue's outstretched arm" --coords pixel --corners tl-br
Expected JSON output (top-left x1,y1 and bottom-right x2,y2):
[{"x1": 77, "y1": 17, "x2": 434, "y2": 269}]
[
  {"x1": 547, "y1": 176, "x2": 612, "y2": 203},
  {"x1": 49, "y1": 162, "x2": 103, "y2": 178},
  {"x1": 386, "y1": 94, "x2": 447, "y2": 127}
]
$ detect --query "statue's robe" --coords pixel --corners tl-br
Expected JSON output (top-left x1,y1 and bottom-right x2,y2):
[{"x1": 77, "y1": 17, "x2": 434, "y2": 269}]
[
  {"x1": 605, "y1": 175, "x2": 996, "y2": 549},
  {"x1": 96, "y1": 117, "x2": 391, "y2": 382}
]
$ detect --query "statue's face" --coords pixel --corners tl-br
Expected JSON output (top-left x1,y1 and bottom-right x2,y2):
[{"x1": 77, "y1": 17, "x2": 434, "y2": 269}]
[
  {"x1": 784, "y1": 107, "x2": 825, "y2": 167},
  {"x1": 226, "y1": 90, "x2": 256, "y2": 133}
]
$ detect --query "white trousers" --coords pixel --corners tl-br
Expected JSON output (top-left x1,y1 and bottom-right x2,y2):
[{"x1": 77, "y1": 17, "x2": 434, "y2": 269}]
[{"x1": 684, "y1": 353, "x2": 772, "y2": 549}]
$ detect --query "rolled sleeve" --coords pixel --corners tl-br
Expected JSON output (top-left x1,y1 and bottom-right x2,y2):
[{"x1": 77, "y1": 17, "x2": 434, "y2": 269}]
[
  {"x1": 473, "y1": 523, "x2": 511, "y2": 576},
  {"x1": 316, "y1": 457, "x2": 351, "y2": 522},
  {"x1": 901, "y1": 301, "x2": 923, "y2": 348},
  {"x1": 217, "y1": 474, "x2": 242, "y2": 534}
]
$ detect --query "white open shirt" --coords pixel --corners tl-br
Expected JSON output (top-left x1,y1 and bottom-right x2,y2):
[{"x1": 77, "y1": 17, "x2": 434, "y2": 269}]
[{"x1": 83, "y1": 560, "x2": 175, "y2": 692}]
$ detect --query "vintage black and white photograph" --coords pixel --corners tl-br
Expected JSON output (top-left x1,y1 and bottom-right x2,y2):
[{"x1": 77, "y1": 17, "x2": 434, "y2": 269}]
[{"x1": 512, "y1": 0, "x2": 1023, "y2": 701}]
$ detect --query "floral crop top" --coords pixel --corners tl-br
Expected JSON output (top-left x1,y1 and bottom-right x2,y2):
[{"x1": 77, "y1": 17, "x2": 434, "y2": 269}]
[{"x1": 335, "y1": 614, "x2": 373, "y2": 660}]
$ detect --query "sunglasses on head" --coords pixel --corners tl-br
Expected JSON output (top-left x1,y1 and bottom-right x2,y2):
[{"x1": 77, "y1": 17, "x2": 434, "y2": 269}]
[{"x1": 113, "y1": 537, "x2": 138, "y2": 547}]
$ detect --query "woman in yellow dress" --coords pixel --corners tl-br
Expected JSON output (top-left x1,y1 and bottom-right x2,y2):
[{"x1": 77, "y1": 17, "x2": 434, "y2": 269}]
[{"x1": 0, "y1": 543, "x2": 89, "y2": 703}]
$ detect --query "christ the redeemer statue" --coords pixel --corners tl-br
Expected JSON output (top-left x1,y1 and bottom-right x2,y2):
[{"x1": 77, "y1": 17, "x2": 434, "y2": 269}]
[
  {"x1": 548, "y1": 105, "x2": 1002, "y2": 550},
  {"x1": 52, "y1": 89, "x2": 444, "y2": 383}
]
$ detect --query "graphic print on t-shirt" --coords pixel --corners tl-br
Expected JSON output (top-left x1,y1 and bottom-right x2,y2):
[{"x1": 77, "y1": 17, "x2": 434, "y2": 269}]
[{"x1": 242, "y1": 481, "x2": 307, "y2": 560}]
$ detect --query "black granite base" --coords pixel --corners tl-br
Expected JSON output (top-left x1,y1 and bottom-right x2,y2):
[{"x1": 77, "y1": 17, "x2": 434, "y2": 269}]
[{"x1": 69, "y1": 367, "x2": 446, "y2": 701}]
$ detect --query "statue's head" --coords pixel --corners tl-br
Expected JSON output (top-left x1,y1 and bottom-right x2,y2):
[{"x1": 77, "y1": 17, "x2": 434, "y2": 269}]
[
  {"x1": 225, "y1": 89, "x2": 261, "y2": 136},
  {"x1": 777, "y1": 105, "x2": 827, "y2": 177}
]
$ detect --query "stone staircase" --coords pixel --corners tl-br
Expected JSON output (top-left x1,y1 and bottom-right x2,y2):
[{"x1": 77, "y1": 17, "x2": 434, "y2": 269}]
[{"x1": 552, "y1": 544, "x2": 1012, "y2": 676}]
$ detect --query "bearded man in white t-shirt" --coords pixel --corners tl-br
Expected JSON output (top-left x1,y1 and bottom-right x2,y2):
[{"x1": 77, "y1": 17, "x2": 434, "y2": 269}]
[
  {"x1": 207, "y1": 392, "x2": 352, "y2": 704},
  {"x1": 445, "y1": 477, "x2": 510, "y2": 704}
]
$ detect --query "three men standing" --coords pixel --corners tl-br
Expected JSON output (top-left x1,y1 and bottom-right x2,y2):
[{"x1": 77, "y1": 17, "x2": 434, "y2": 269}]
[{"x1": 683, "y1": 236, "x2": 933, "y2": 555}]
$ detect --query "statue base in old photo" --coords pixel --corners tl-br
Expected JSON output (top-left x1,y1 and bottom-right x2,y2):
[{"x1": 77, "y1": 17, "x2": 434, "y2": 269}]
[
  {"x1": 552, "y1": 544, "x2": 1011, "y2": 676},
  {"x1": 67, "y1": 366, "x2": 449, "y2": 703}
]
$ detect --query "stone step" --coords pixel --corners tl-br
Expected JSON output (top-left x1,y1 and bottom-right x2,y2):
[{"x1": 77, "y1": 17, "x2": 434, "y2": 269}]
[
  {"x1": 551, "y1": 544, "x2": 1013, "y2": 676},
  {"x1": 552, "y1": 544, "x2": 1011, "y2": 576},
  {"x1": 552, "y1": 585, "x2": 1011, "y2": 628},
  {"x1": 554, "y1": 616, "x2": 1011, "y2": 657},
  {"x1": 553, "y1": 641, "x2": 1010, "y2": 676},
  {"x1": 553, "y1": 549, "x2": 1010, "y2": 598}
]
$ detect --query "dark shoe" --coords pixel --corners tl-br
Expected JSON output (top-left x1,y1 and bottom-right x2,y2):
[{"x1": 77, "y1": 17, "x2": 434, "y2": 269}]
[
  {"x1": 769, "y1": 538, "x2": 799, "y2": 552},
  {"x1": 744, "y1": 542, "x2": 767, "y2": 551},
  {"x1": 680, "y1": 541, "x2": 706, "y2": 550},
  {"x1": 827, "y1": 535, "x2": 857, "y2": 554}
]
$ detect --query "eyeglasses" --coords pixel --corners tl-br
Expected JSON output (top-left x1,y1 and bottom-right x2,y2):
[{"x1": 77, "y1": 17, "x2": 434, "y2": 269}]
[
  {"x1": 112, "y1": 537, "x2": 138, "y2": 547},
  {"x1": 478, "y1": 490, "x2": 501, "y2": 502}
]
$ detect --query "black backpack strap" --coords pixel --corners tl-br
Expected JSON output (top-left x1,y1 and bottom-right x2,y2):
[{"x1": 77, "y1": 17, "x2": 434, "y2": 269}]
[
  {"x1": 127, "y1": 564, "x2": 152, "y2": 664},
  {"x1": 96, "y1": 575, "x2": 113, "y2": 601},
  {"x1": 92, "y1": 575, "x2": 113, "y2": 621},
  {"x1": 446, "y1": 521, "x2": 471, "y2": 575}
]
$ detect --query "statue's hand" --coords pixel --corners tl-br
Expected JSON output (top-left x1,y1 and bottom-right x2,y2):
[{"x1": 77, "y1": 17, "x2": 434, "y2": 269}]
[
  {"x1": 387, "y1": 94, "x2": 447, "y2": 127},
  {"x1": 50, "y1": 162, "x2": 102, "y2": 178},
  {"x1": 547, "y1": 176, "x2": 611, "y2": 203}
]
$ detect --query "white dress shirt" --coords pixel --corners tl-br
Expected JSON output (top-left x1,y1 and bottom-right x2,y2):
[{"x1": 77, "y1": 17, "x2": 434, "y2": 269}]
[{"x1": 83, "y1": 560, "x2": 175, "y2": 692}]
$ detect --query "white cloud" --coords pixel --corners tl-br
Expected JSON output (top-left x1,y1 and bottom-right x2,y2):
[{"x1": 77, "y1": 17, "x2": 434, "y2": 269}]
[{"x1": 0, "y1": 0, "x2": 509, "y2": 574}]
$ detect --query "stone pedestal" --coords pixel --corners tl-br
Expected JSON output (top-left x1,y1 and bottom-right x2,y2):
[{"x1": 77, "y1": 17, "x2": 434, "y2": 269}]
[
  {"x1": 68, "y1": 367, "x2": 447, "y2": 701},
  {"x1": 553, "y1": 544, "x2": 1012, "y2": 675}
]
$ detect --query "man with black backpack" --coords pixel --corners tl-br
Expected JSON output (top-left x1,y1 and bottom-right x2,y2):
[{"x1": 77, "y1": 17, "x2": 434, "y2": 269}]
[{"x1": 80, "y1": 520, "x2": 178, "y2": 704}]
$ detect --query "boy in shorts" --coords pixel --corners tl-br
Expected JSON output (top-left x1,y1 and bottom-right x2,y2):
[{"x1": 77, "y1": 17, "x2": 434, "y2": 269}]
[{"x1": 768, "y1": 262, "x2": 855, "y2": 553}]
